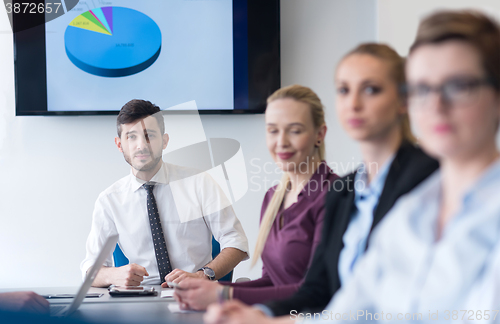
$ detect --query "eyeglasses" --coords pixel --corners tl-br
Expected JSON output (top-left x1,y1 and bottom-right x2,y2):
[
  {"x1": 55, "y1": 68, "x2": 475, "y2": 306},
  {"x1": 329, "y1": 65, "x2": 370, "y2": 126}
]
[{"x1": 406, "y1": 76, "x2": 494, "y2": 108}]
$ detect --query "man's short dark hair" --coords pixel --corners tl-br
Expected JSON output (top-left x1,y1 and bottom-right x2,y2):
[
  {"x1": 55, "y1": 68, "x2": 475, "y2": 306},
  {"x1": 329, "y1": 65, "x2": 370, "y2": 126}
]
[{"x1": 117, "y1": 99, "x2": 165, "y2": 137}]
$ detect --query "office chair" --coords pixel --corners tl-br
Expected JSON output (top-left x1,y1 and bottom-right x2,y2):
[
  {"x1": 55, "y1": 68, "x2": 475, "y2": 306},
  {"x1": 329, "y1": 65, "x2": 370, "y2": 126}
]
[
  {"x1": 211, "y1": 236, "x2": 233, "y2": 282},
  {"x1": 113, "y1": 237, "x2": 233, "y2": 282},
  {"x1": 113, "y1": 244, "x2": 129, "y2": 268}
]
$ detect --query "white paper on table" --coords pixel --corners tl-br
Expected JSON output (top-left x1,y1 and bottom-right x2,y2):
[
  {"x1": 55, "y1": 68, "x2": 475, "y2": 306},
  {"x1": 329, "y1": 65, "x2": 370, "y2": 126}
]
[
  {"x1": 168, "y1": 303, "x2": 203, "y2": 313},
  {"x1": 161, "y1": 289, "x2": 175, "y2": 298}
]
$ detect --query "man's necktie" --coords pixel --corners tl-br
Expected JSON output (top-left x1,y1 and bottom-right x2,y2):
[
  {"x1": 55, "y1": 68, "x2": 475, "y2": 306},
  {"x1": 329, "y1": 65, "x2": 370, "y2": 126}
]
[{"x1": 143, "y1": 183, "x2": 172, "y2": 283}]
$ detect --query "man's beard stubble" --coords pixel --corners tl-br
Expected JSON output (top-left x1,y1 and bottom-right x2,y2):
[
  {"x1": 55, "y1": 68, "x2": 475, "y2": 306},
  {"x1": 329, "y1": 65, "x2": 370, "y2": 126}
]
[{"x1": 123, "y1": 150, "x2": 163, "y2": 172}]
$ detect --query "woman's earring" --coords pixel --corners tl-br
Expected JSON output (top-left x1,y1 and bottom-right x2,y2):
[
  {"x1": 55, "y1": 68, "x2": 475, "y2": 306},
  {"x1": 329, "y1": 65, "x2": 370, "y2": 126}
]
[{"x1": 315, "y1": 140, "x2": 321, "y2": 147}]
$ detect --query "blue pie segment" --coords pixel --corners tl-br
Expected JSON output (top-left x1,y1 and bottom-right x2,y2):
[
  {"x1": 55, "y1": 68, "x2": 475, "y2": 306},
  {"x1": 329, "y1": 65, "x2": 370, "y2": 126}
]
[{"x1": 64, "y1": 7, "x2": 162, "y2": 77}]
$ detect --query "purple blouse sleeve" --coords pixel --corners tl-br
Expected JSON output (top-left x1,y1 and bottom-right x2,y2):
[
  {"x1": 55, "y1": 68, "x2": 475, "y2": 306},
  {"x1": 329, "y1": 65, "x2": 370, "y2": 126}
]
[
  {"x1": 232, "y1": 282, "x2": 302, "y2": 305},
  {"x1": 224, "y1": 168, "x2": 331, "y2": 306},
  {"x1": 221, "y1": 273, "x2": 273, "y2": 288},
  {"x1": 229, "y1": 195, "x2": 327, "y2": 305}
]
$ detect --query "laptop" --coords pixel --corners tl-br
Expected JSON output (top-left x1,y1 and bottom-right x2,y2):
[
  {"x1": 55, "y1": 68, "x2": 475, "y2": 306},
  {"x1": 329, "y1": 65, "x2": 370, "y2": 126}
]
[{"x1": 50, "y1": 235, "x2": 119, "y2": 317}]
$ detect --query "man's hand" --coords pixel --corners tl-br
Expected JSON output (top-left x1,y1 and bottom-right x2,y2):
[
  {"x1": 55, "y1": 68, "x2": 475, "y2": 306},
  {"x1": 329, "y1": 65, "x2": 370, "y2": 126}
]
[
  {"x1": 162, "y1": 268, "x2": 205, "y2": 285},
  {"x1": 169, "y1": 277, "x2": 221, "y2": 311},
  {"x1": 204, "y1": 300, "x2": 275, "y2": 324},
  {"x1": 0, "y1": 292, "x2": 50, "y2": 314},
  {"x1": 92, "y1": 264, "x2": 149, "y2": 287}
]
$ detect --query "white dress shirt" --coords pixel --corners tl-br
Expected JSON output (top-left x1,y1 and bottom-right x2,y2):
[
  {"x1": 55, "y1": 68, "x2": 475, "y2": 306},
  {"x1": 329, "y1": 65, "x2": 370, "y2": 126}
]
[
  {"x1": 81, "y1": 162, "x2": 249, "y2": 285},
  {"x1": 305, "y1": 159, "x2": 500, "y2": 323}
]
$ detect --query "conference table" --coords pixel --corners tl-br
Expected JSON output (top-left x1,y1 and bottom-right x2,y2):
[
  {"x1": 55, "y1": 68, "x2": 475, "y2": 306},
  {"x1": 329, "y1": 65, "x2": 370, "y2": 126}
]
[{"x1": 0, "y1": 286, "x2": 205, "y2": 324}]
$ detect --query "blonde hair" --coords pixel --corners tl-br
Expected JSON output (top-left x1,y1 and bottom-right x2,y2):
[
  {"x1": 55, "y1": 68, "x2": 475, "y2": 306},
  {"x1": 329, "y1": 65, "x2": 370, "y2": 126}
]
[
  {"x1": 342, "y1": 43, "x2": 417, "y2": 144},
  {"x1": 251, "y1": 84, "x2": 326, "y2": 267}
]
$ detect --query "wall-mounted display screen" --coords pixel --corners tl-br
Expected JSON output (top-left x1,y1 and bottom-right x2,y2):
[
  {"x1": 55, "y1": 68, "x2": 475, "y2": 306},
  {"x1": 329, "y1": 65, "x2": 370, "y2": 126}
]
[{"x1": 13, "y1": 0, "x2": 280, "y2": 115}]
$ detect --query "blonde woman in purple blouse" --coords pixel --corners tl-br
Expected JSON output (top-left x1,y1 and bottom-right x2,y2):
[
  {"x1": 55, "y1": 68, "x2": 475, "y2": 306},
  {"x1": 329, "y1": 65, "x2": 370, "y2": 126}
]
[{"x1": 168, "y1": 85, "x2": 339, "y2": 310}]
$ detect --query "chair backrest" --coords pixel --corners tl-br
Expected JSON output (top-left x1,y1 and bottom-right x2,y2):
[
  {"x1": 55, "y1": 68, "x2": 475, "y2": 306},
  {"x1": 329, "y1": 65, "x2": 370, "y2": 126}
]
[
  {"x1": 113, "y1": 238, "x2": 233, "y2": 282},
  {"x1": 113, "y1": 243, "x2": 129, "y2": 268}
]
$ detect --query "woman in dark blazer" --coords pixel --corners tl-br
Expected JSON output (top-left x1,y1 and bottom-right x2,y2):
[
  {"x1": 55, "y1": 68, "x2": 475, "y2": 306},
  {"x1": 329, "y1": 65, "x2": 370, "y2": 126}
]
[
  {"x1": 203, "y1": 43, "x2": 439, "y2": 324},
  {"x1": 265, "y1": 142, "x2": 437, "y2": 315}
]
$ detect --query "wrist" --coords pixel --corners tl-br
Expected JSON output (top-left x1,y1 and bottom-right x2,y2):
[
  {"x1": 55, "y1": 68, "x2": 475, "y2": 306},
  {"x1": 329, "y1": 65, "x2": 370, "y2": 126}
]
[
  {"x1": 198, "y1": 266, "x2": 216, "y2": 280},
  {"x1": 196, "y1": 270, "x2": 206, "y2": 279},
  {"x1": 105, "y1": 267, "x2": 117, "y2": 287},
  {"x1": 93, "y1": 266, "x2": 111, "y2": 287}
]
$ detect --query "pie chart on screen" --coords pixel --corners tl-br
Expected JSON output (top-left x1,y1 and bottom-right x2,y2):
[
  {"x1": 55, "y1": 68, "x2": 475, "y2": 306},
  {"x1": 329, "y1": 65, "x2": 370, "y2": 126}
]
[{"x1": 64, "y1": 7, "x2": 162, "y2": 77}]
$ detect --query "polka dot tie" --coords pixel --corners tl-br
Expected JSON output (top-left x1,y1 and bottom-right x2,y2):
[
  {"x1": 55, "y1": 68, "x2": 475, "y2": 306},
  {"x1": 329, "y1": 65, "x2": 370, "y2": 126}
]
[{"x1": 143, "y1": 183, "x2": 172, "y2": 283}]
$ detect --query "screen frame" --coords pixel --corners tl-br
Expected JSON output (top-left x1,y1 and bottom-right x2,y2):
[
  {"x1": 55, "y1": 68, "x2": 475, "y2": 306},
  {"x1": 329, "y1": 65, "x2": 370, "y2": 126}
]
[{"x1": 13, "y1": 0, "x2": 280, "y2": 116}]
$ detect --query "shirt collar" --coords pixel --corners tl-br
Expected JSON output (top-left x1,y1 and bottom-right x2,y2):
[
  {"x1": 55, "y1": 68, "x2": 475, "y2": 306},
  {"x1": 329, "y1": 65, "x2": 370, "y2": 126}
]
[
  {"x1": 130, "y1": 161, "x2": 169, "y2": 192},
  {"x1": 299, "y1": 161, "x2": 334, "y2": 199},
  {"x1": 354, "y1": 154, "x2": 395, "y2": 201},
  {"x1": 460, "y1": 157, "x2": 500, "y2": 210},
  {"x1": 411, "y1": 157, "x2": 500, "y2": 240}
]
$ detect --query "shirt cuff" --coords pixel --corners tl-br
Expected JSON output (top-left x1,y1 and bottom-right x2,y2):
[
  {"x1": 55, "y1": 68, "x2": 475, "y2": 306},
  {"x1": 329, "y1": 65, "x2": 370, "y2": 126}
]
[
  {"x1": 253, "y1": 304, "x2": 275, "y2": 317},
  {"x1": 220, "y1": 245, "x2": 250, "y2": 261}
]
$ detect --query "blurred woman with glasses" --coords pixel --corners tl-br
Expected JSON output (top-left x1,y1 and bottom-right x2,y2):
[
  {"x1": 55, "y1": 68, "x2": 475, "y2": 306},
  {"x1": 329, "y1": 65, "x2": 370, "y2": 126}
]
[
  {"x1": 203, "y1": 10, "x2": 500, "y2": 324},
  {"x1": 318, "y1": 9, "x2": 500, "y2": 322}
]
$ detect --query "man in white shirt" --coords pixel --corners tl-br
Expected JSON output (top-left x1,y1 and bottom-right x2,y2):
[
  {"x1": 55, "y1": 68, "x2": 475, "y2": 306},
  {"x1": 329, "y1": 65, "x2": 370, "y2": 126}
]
[{"x1": 81, "y1": 99, "x2": 249, "y2": 287}]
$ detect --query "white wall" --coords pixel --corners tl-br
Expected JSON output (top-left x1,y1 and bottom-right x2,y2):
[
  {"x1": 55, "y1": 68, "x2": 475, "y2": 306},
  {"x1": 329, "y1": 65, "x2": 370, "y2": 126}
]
[
  {"x1": 0, "y1": 0, "x2": 376, "y2": 288},
  {"x1": 377, "y1": 0, "x2": 500, "y2": 56}
]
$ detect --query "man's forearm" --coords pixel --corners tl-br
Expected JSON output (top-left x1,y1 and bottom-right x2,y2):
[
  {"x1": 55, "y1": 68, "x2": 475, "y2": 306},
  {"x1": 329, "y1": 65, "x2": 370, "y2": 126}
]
[
  {"x1": 92, "y1": 263, "x2": 148, "y2": 287},
  {"x1": 91, "y1": 266, "x2": 112, "y2": 288},
  {"x1": 205, "y1": 247, "x2": 247, "y2": 280}
]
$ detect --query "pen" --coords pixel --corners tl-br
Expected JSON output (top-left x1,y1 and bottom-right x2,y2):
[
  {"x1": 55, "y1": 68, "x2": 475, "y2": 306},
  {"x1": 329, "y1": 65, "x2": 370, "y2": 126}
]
[
  {"x1": 166, "y1": 281, "x2": 186, "y2": 291},
  {"x1": 217, "y1": 287, "x2": 224, "y2": 304}
]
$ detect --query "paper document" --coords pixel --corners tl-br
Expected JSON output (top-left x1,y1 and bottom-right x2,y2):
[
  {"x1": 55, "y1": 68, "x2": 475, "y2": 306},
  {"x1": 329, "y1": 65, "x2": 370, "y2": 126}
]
[
  {"x1": 161, "y1": 289, "x2": 175, "y2": 298},
  {"x1": 168, "y1": 303, "x2": 203, "y2": 314}
]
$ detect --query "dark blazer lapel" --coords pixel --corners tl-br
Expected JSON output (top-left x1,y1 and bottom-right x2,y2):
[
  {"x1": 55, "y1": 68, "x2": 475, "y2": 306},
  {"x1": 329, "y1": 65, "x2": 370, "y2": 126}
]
[
  {"x1": 371, "y1": 143, "x2": 412, "y2": 229},
  {"x1": 335, "y1": 174, "x2": 357, "y2": 240},
  {"x1": 328, "y1": 173, "x2": 356, "y2": 289}
]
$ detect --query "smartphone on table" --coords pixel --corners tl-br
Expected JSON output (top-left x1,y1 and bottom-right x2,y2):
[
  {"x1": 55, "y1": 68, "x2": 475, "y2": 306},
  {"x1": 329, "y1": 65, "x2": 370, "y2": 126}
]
[{"x1": 108, "y1": 286, "x2": 157, "y2": 297}]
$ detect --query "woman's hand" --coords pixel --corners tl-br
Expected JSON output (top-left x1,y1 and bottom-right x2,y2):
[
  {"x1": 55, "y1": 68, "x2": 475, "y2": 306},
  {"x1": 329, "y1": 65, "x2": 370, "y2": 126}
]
[
  {"x1": 173, "y1": 277, "x2": 222, "y2": 311},
  {"x1": 204, "y1": 300, "x2": 274, "y2": 324}
]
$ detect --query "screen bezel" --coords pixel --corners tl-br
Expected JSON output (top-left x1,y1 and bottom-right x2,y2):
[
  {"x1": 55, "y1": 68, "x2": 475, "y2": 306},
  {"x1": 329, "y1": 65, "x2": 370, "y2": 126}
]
[{"x1": 13, "y1": 0, "x2": 280, "y2": 116}]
